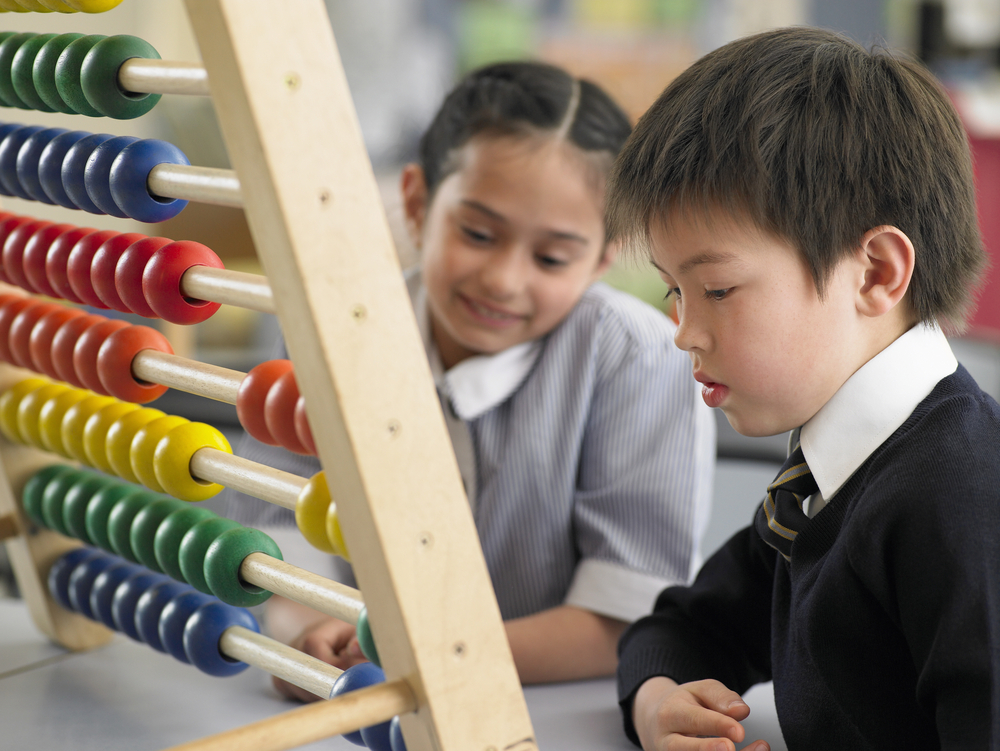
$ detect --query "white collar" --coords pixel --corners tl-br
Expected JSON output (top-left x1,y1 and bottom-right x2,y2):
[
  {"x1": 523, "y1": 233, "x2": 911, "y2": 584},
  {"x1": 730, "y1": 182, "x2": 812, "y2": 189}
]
[
  {"x1": 799, "y1": 323, "x2": 958, "y2": 499},
  {"x1": 413, "y1": 279, "x2": 542, "y2": 421}
]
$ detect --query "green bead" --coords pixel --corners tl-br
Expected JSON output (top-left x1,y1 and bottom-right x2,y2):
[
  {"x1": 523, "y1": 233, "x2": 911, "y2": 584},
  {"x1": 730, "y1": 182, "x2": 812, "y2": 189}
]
[
  {"x1": 11, "y1": 33, "x2": 57, "y2": 112},
  {"x1": 54, "y1": 34, "x2": 105, "y2": 117},
  {"x1": 85, "y1": 483, "x2": 138, "y2": 553},
  {"x1": 130, "y1": 497, "x2": 187, "y2": 572},
  {"x1": 0, "y1": 33, "x2": 37, "y2": 110},
  {"x1": 356, "y1": 607, "x2": 381, "y2": 667},
  {"x1": 154, "y1": 506, "x2": 216, "y2": 582},
  {"x1": 203, "y1": 526, "x2": 282, "y2": 607},
  {"x1": 80, "y1": 34, "x2": 161, "y2": 120},
  {"x1": 107, "y1": 490, "x2": 160, "y2": 562},
  {"x1": 40, "y1": 467, "x2": 86, "y2": 535},
  {"x1": 32, "y1": 33, "x2": 84, "y2": 114},
  {"x1": 21, "y1": 464, "x2": 74, "y2": 528},
  {"x1": 62, "y1": 473, "x2": 113, "y2": 544},
  {"x1": 178, "y1": 517, "x2": 240, "y2": 594}
]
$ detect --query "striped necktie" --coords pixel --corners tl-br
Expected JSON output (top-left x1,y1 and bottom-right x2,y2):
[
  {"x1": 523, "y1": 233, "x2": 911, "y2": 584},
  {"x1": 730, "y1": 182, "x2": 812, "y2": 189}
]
[{"x1": 754, "y1": 443, "x2": 818, "y2": 560}]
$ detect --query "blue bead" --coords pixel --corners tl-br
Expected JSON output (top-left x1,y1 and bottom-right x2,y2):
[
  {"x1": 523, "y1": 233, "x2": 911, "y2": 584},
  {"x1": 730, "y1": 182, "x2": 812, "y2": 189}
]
[
  {"x1": 111, "y1": 570, "x2": 168, "y2": 641},
  {"x1": 66, "y1": 552, "x2": 117, "y2": 619},
  {"x1": 389, "y1": 717, "x2": 407, "y2": 751},
  {"x1": 158, "y1": 589, "x2": 212, "y2": 664},
  {"x1": 89, "y1": 560, "x2": 141, "y2": 630},
  {"x1": 135, "y1": 579, "x2": 191, "y2": 652},
  {"x1": 83, "y1": 135, "x2": 138, "y2": 218},
  {"x1": 0, "y1": 125, "x2": 44, "y2": 200},
  {"x1": 108, "y1": 139, "x2": 189, "y2": 223},
  {"x1": 62, "y1": 132, "x2": 113, "y2": 214},
  {"x1": 38, "y1": 130, "x2": 90, "y2": 209},
  {"x1": 47, "y1": 546, "x2": 102, "y2": 611},
  {"x1": 361, "y1": 717, "x2": 393, "y2": 751},
  {"x1": 331, "y1": 663, "x2": 388, "y2": 746},
  {"x1": 17, "y1": 127, "x2": 67, "y2": 205},
  {"x1": 183, "y1": 600, "x2": 259, "y2": 677}
]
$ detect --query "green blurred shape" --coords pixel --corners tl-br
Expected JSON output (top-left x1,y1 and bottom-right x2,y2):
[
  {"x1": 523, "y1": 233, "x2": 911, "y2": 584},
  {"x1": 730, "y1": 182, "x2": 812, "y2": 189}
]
[{"x1": 458, "y1": 1, "x2": 537, "y2": 71}]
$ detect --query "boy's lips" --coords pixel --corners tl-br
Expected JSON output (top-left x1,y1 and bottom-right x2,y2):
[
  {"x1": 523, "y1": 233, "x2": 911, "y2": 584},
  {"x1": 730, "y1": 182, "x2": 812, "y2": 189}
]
[
  {"x1": 458, "y1": 294, "x2": 525, "y2": 328},
  {"x1": 693, "y1": 371, "x2": 729, "y2": 408}
]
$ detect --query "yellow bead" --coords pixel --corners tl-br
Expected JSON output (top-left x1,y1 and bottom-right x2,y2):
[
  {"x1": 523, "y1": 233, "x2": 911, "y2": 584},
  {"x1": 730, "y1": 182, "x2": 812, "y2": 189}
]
[
  {"x1": 39, "y1": 388, "x2": 90, "y2": 456},
  {"x1": 131, "y1": 415, "x2": 189, "y2": 492},
  {"x1": 326, "y1": 502, "x2": 349, "y2": 562},
  {"x1": 62, "y1": 394, "x2": 117, "y2": 464},
  {"x1": 0, "y1": 378, "x2": 49, "y2": 443},
  {"x1": 65, "y1": 0, "x2": 124, "y2": 11},
  {"x1": 37, "y1": 0, "x2": 76, "y2": 10},
  {"x1": 0, "y1": 1, "x2": 29, "y2": 10},
  {"x1": 106, "y1": 407, "x2": 165, "y2": 483},
  {"x1": 153, "y1": 422, "x2": 231, "y2": 502},
  {"x1": 14, "y1": 0, "x2": 54, "y2": 10},
  {"x1": 84, "y1": 401, "x2": 140, "y2": 474},
  {"x1": 295, "y1": 471, "x2": 338, "y2": 554},
  {"x1": 17, "y1": 383, "x2": 71, "y2": 449}
]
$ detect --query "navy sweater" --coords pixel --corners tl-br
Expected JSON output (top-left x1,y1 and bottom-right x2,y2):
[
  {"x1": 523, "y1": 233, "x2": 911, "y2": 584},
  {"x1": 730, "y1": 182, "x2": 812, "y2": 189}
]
[{"x1": 618, "y1": 366, "x2": 1000, "y2": 750}]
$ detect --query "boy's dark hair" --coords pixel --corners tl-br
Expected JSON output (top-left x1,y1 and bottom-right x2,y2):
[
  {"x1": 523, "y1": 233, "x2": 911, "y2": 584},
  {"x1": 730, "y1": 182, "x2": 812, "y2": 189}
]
[
  {"x1": 420, "y1": 61, "x2": 632, "y2": 197},
  {"x1": 607, "y1": 26, "x2": 985, "y2": 328}
]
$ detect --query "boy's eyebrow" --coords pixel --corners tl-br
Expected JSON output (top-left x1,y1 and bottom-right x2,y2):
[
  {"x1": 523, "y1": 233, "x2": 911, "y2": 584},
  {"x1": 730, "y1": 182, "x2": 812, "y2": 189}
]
[
  {"x1": 461, "y1": 200, "x2": 589, "y2": 245},
  {"x1": 676, "y1": 251, "x2": 740, "y2": 275}
]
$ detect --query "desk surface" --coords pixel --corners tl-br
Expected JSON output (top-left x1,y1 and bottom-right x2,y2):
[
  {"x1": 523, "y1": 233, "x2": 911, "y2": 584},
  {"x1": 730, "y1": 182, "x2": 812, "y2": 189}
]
[{"x1": 0, "y1": 599, "x2": 786, "y2": 751}]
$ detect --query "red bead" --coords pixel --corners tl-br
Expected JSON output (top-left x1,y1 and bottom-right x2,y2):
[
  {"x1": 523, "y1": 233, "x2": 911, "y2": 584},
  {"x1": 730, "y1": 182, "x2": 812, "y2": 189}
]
[
  {"x1": 141, "y1": 241, "x2": 224, "y2": 325},
  {"x1": 0, "y1": 296, "x2": 36, "y2": 363},
  {"x1": 66, "y1": 229, "x2": 119, "y2": 309},
  {"x1": 3, "y1": 219, "x2": 54, "y2": 292},
  {"x1": 29, "y1": 306, "x2": 86, "y2": 378},
  {"x1": 114, "y1": 236, "x2": 171, "y2": 318},
  {"x1": 44, "y1": 226, "x2": 97, "y2": 303},
  {"x1": 51, "y1": 313, "x2": 106, "y2": 387},
  {"x1": 264, "y1": 369, "x2": 308, "y2": 454},
  {"x1": 73, "y1": 318, "x2": 129, "y2": 394},
  {"x1": 236, "y1": 359, "x2": 292, "y2": 445},
  {"x1": 22, "y1": 223, "x2": 76, "y2": 297},
  {"x1": 91, "y1": 233, "x2": 146, "y2": 312},
  {"x1": 0, "y1": 215, "x2": 24, "y2": 284},
  {"x1": 97, "y1": 324, "x2": 173, "y2": 403},
  {"x1": 293, "y1": 395, "x2": 316, "y2": 455},
  {"x1": 9, "y1": 301, "x2": 63, "y2": 369}
]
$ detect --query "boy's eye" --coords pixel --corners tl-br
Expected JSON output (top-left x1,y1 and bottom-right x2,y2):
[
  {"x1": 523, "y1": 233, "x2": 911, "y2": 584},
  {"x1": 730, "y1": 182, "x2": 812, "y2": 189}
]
[
  {"x1": 705, "y1": 288, "x2": 731, "y2": 301},
  {"x1": 664, "y1": 287, "x2": 681, "y2": 302}
]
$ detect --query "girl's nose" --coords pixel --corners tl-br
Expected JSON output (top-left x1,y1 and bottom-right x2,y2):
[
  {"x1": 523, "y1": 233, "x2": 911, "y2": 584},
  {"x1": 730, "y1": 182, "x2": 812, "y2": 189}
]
[{"x1": 479, "y1": 249, "x2": 527, "y2": 298}]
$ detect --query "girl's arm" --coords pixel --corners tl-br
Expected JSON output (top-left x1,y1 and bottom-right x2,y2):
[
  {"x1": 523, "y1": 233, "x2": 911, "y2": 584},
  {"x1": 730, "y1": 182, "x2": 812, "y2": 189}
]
[{"x1": 504, "y1": 604, "x2": 627, "y2": 684}]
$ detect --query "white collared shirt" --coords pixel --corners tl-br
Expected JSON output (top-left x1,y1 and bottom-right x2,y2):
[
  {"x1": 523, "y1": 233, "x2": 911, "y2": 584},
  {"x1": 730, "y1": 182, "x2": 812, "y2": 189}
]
[{"x1": 798, "y1": 323, "x2": 958, "y2": 517}]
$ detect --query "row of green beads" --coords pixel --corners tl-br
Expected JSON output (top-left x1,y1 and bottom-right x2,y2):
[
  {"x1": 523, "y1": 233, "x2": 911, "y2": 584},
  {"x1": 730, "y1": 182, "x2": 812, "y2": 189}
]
[{"x1": 22, "y1": 465, "x2": 283, "y2": 606}]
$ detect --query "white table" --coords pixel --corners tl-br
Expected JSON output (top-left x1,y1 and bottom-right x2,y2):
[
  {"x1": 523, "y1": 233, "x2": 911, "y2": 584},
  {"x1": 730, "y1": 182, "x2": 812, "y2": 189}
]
[{"x1": 0, "y1": 599, "x2": 785, "y2": 751}]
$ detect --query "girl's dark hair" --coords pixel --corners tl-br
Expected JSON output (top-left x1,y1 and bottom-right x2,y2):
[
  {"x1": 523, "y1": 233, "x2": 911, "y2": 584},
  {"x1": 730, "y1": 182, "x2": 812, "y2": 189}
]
[
  {"x1": 606, "y1": 27, "x2": 986, "y2": 330},
  {"x1": 419, "y1": 61, "x2": 632, "y2": 197}
]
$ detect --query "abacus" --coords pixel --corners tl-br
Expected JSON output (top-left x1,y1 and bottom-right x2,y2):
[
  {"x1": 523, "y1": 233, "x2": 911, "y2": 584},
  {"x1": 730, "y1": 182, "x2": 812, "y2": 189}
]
[{"x1": 0, "y1": 2, "x2": 537, "y2": 751}]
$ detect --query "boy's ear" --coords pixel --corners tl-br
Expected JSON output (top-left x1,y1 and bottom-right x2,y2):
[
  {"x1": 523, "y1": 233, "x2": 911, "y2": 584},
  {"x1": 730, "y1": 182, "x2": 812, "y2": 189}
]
[
  {"x1": 855, "y1": 226, "x2": 915, "y2": 319},
  {"x1": 400, "y1": 163, "x2": 428, "y2": 249},
  {"x1": 593, "y1": 239, "x2": 619, "y2": 278}
]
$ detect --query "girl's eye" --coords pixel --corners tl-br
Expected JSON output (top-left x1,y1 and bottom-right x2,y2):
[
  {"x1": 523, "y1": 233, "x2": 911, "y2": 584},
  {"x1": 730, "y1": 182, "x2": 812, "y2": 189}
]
[
  {"x1": 705, "y1": 288, "x2": 732, "y2": 301},
  {"x1": 536, "y1": 254, "x2": 568, "y2": 269},
  {"x1": 461, "y1": 226, "x2": 494, "y2": 244}
]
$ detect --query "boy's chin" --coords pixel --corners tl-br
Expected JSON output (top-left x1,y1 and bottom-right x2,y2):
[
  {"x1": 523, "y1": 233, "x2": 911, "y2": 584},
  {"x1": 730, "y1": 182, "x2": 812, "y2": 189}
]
[{"x1": 722, "y1": 408, "x2": 794, "y2": 439}]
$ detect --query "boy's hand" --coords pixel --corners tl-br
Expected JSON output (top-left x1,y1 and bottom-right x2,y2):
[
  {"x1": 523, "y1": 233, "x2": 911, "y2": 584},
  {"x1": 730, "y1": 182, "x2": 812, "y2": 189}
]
[
  {"x1": 633, "y1": 676, "x2": 770, "y2": 751},
  {"x1": 272, "y1": 617, "x2": 368, "y2": 702}
]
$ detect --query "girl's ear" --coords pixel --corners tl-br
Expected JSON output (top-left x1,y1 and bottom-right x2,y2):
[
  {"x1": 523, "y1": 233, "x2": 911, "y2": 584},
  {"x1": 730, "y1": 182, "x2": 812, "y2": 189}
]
[
  {"x1": 855, "y1": 225, "x2": 915, "y2": 320},
  {"x1": 400, "y1": 163, "x2": 429, "y2": 250}
]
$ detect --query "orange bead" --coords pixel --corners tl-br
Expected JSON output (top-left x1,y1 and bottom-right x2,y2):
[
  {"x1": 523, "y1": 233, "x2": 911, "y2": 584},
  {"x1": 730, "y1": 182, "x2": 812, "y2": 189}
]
[
  {"x1": 51, "y1": 313, "x2": 106, "y2": 388},
  {"x1": 264, "y1": 369, "x2": 308, "y2": 454},
  {"x1": 236, "y1": 359, "x2": 292, "y2": 445},
  {"x1": 72, "y1": 318, "x2": 129, "y2": 394},
  {"x1": 96, "y1": 324, "x2": 172, "y2": 403},
  {"x1": 8, "y1": 301, "x2": 63, "y2": 370},
  {"x1": 29, "y1": 306, "x2": 86, "y2": 378}
]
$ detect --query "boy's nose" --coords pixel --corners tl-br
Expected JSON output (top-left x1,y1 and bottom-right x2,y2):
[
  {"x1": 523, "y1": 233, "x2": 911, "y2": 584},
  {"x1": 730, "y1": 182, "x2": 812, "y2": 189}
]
[{"x1": 673, "y1": 310, "x2": 709, "y2": 352}]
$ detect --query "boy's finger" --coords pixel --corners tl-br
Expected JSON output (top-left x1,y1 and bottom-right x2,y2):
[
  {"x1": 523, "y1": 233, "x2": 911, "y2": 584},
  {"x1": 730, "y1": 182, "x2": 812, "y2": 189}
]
[
  {"x1": 686, "y1": 679, "x2": 750, "y2": 717},
  {"x1": 660, "y1": 701, "x2": 744, "y2": 743},
  {"x1": 660, "y1": 734, "x2": 736, "y2": 751},
  {"x1": 741, "y1": 741, "x2": 770, "y2": 751}
]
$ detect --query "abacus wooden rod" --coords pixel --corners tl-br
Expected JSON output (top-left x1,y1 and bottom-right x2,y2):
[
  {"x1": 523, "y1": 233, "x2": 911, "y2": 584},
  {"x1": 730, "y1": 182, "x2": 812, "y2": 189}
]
[
  {"x1": 118, "y1": 59, "x2": 211, "y2": 97},
  {"x1": 165, "y1": 679, "x2": 417, "y2": 751},
  {"x1": 240, "y1": 552, "x2": 364, "y2": 624},
  {"x1": 189, "y1": 448, "x2": 304, "y2": 509},
  {"x1": 219, "y1": 625, "x2": 342, "y2": 699},
  {"x1": 148, "y1": 164, "x2": 243, "y2": 208},
  {"x1": 182, "y1": 266, "x2": 276, "y2": 315},
  {"x1": 132, "y1": 351, "x2": 243, "y2": 404}
]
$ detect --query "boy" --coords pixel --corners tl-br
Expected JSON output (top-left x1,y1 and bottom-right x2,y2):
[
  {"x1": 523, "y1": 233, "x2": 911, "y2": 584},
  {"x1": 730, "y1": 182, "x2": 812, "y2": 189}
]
[{"x1": 608, "y1": 27, "x2": 1000, "y2": 750}]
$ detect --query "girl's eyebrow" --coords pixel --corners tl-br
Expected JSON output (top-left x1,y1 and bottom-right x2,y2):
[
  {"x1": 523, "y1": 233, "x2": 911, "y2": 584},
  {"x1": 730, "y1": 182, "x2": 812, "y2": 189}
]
[{"x1": 461, "y1": 200, "x2": 589, "y2": 245}]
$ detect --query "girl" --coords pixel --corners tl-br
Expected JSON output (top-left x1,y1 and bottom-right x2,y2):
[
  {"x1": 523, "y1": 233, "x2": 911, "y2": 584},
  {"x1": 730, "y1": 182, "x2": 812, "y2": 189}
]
[{"x1": 225, "y1": 61, "x2": 715, "y2": 699}]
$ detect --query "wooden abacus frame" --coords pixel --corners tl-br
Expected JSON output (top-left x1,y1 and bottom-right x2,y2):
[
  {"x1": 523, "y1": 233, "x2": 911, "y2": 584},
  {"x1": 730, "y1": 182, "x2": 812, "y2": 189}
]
[{"x1": 0, "y1": 2, "x2": 538, "y2": 750}]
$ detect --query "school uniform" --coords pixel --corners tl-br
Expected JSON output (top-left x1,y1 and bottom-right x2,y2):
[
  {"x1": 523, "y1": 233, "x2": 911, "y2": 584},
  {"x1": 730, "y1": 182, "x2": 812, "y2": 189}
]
[
  {"x1": 617, "y1": 324, "x2": 1000, "y2": 749},
  {"x1": 226, "y1": 269, "x2": 715, "y2": 623}
]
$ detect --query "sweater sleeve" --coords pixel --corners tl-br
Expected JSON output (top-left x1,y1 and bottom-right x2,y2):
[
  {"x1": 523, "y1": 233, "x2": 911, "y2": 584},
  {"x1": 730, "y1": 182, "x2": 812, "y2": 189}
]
[{"x1": 616, "y1": 520, "x2": 777, "y2": 745}]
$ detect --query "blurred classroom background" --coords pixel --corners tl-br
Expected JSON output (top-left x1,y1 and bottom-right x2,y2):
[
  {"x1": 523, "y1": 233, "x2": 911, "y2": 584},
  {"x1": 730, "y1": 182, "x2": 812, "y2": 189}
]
[{"x1": 3, "y1": 0, "x2": 1000, "y2": 586}]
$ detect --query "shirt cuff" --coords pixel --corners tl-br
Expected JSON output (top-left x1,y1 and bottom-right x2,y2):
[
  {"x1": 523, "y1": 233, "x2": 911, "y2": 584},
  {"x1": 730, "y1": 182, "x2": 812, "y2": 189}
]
[{"x1": 564, "y1": 559, "x2": 678, "y2": 622}]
